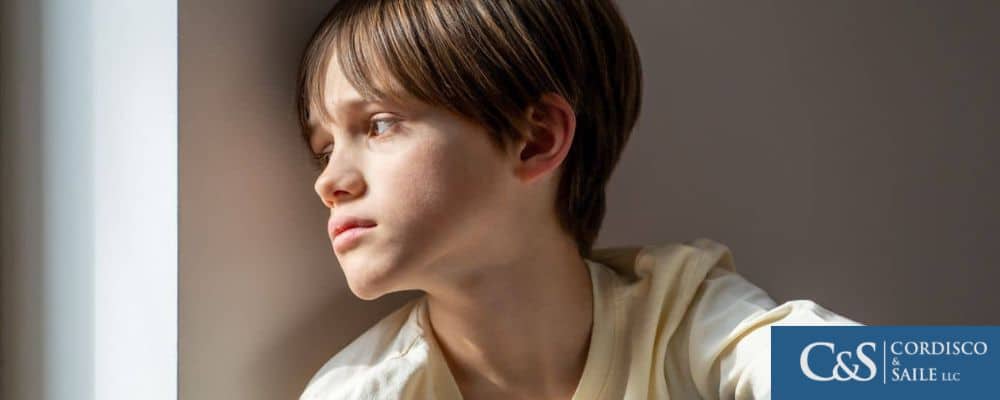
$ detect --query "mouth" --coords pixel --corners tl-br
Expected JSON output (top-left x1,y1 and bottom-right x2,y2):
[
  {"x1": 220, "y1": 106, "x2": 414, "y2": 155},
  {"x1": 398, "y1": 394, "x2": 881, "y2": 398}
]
[
  {"x1": 331, "y1": 224, "x2": 376, "y2": 253},
  {"x1": 330, "y1": 220, "x2": 377, "y2": 238},
  {"x1": 327, "y1": 216, "x2": 378, "y2": 253}
]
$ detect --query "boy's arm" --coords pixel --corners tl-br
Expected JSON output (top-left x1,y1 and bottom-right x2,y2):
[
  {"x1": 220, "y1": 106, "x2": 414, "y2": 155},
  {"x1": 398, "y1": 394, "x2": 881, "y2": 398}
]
[{"x1": 681, "y1": 263, "x2": 863, "y2": 400}]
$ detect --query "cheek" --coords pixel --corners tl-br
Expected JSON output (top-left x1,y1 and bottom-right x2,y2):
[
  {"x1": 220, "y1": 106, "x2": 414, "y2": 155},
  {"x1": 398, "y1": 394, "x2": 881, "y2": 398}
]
[{"x1": 378, "y1": 136, "x2": 507, "y2": 248}]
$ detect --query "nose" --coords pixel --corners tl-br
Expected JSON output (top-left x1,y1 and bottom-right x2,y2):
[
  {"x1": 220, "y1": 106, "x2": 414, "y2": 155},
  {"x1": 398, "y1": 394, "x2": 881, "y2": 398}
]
[{"x1": 314, "y1": 157, "x2": 366, "y2": 208}]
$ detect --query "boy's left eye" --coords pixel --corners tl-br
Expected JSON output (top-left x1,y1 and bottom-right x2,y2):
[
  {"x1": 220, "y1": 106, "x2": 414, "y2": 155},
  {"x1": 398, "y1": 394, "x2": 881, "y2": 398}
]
[{"x1": 370, "y1": 118, "x2": 397, "y2": 136}]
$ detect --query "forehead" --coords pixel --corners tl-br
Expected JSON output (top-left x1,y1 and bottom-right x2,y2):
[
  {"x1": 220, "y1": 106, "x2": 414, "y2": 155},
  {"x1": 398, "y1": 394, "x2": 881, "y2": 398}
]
[
  {"x1": 321, "y1": 53, "x2": 358, "y2": 104},
  {"x1": 305, "y1": 55, "x2": 375, "y2": 132},
  {"x1": 308, "y1": 52, "x2": 418, "y2": 127},
  {"x1": 308, "y1": 53, "x2": 361, "y2": 121}
]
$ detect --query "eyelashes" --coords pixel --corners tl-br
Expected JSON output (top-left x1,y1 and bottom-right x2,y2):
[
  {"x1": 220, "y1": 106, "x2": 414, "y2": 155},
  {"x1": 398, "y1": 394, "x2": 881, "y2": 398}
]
[{"x1": 312, "y1": 151, "x2": 331, "y2": 168}]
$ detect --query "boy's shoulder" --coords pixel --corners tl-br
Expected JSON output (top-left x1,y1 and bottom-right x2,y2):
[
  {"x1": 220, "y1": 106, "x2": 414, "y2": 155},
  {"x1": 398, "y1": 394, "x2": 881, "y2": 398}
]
[
  {"x1": 589, "y1": 237, "x2": 738, "y2": 310},
  {"x1": 588, "y1": 238, "x2": 860, "y2": 399},
  {"x1": 299, "y1": 297, "x2": 430, "y2": 400},
  {"x1": 595, "y1": 237, "x2": 859, "y2": 329}
]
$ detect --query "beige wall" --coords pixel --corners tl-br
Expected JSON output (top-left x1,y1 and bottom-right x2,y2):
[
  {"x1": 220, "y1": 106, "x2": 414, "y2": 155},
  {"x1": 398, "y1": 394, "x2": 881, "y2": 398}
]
[
  {"x1": 178, "y1": 2, "x2": 420, "y2": 398},
  {"x1": 179, "y1": 1, "x2": 1000, "y2": 399}
]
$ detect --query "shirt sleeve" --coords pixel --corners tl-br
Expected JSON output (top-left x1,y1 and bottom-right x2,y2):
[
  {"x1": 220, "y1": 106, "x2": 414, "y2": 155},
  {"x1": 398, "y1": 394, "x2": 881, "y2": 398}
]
[{"x1": 683, "y1": 262, "x2": 864, "y2": 400}]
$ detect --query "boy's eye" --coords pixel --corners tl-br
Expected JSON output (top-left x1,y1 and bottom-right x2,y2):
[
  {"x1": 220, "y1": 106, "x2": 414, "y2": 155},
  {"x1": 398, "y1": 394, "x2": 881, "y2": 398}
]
[
  {"x1": 313, "y1": 144, "x2": 332, "y2": 167},
  {"x1": 370, "y1": 118, "x2": 397, "y2": 136},
  {"x1": 311, "y1": 117, "x2": 396, "y2": 168}
]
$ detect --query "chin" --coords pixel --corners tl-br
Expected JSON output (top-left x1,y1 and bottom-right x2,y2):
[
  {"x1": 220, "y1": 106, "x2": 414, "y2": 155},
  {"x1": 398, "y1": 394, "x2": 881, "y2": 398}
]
[
  {"x1": 340, "y1": 258, "x2": 400, "y2": 301},
  {"x1": 343, "y1": 273, "x2": 390, "y2": 301},
  {"x1": 348, "y1": 285, "x2": 386, "y2": 301}
]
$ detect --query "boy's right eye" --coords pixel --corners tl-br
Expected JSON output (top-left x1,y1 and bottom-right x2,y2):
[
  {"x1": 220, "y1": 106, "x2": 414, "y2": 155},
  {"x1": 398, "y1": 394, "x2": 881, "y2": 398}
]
[
  {"x1": 312, "y1": 143, "x2": 333, "y2": 167},
  {"x1": 313, "y1": 152, "x2": 331, "y2": 166}
]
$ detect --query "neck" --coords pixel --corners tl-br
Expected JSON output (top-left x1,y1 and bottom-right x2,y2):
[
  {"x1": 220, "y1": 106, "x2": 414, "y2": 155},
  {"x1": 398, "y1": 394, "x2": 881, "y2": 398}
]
[{"x1": 422, "y1": 233, "x2": 594, "y2": 398}]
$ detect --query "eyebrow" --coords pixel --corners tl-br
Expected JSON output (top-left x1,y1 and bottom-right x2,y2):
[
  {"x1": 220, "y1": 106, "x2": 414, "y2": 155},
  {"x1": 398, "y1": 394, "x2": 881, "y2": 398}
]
[
  {"x1": 306, "y1": 97, "x2": 378, "y2": 141},
  {"x1": 322, "y1": 98, "x2": 377, "y2": 125}
]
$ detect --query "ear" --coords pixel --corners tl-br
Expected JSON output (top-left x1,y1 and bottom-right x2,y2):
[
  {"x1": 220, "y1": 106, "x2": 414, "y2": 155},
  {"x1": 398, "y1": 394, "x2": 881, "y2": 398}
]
[{"x1": 510, "y1": 93, "x2": 576, "y2": 184}]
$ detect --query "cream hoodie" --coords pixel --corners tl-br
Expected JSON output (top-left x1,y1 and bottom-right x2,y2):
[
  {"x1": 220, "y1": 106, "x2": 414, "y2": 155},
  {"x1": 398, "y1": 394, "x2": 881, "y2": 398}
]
[{"x1": 299, "y1": 238, "x2": 861, "y2": 400}]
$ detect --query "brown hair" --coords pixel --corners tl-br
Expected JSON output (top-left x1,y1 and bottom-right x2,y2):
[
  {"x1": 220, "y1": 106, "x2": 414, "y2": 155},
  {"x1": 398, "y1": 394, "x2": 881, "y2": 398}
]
[{"x1": 296, "y1": 0, "x2": 642, "y2": 258}]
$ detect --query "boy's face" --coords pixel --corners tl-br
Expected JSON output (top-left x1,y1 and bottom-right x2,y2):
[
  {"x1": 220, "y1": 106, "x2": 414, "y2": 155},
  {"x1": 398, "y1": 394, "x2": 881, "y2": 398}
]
[{"x1": 308, "y1": 54, "x2": 524, "y2": 300}]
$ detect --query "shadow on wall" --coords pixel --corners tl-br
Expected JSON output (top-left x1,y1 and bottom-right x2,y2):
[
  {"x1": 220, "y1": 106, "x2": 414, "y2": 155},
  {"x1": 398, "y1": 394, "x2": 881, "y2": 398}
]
[{"x1": 254, "y1": 289, "x2": 422, "y2": 396}]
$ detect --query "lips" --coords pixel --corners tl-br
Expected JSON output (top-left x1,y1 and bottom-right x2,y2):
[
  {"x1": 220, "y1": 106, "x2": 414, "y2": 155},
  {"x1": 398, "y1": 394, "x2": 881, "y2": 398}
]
[{"x1": 328, "y1": 216, "x2": 377, "y2": 239}]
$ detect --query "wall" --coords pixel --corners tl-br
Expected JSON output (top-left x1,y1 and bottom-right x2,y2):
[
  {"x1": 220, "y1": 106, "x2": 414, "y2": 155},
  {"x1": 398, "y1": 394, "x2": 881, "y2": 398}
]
[{"x1": 177, "y1": 1, "x2": 419, "y2": 399}]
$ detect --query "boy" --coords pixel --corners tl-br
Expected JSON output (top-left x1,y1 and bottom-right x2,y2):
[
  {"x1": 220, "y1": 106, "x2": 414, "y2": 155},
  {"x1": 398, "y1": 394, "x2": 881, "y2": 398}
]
[{"x1": 295, "y1": 1, "x2": 859, "y2": 399}]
